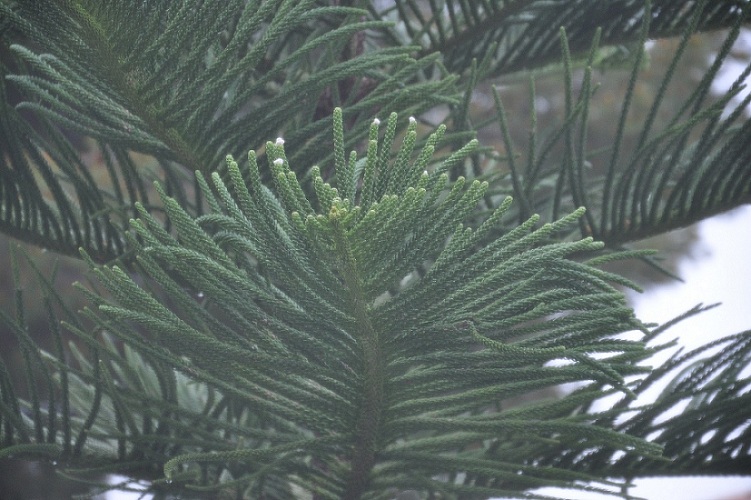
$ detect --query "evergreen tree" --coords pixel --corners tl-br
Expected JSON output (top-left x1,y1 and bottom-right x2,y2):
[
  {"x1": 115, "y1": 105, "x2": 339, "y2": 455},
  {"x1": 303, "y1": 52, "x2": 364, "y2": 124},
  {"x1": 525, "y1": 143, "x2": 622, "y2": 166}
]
[{"x1": 0, "y1": 1, "x2": 750, "y2": 498}]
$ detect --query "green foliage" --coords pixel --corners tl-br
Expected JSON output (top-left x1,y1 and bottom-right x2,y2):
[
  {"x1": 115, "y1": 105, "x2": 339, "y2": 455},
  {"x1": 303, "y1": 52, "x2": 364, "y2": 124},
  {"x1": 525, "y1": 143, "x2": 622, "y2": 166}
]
[{"x1": 0, "y1": 1, "x2": 750, "y2": 498}]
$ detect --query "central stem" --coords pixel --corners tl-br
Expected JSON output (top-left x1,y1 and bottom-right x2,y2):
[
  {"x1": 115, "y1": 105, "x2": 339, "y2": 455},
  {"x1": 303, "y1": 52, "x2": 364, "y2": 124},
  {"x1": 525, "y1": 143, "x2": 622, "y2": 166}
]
[{"x1": 330, "y1": 208, "x2": 384, "y2": 499}]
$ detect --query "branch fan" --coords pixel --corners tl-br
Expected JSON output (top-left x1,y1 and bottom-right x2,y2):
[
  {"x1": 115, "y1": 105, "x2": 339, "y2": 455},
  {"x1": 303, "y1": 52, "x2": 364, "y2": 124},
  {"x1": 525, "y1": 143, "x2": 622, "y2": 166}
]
[
  {"x1": 487, "y1": 1, "x2": 751, "y2": 256},
  {"x1": 0, "y1": 109, "x2": 673, "y2": 498},
  {"x1": 372, "y1": 0, "x2": 751, "y2": 78},
  {"x1": 0, "y1": 0, "x2": 457, "y2": 262}
]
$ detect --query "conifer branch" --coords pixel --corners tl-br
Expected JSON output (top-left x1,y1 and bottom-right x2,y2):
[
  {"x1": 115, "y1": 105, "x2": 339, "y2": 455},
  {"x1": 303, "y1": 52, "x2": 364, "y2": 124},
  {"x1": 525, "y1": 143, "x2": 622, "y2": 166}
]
[{"x1": 2, "y1": 2, "x2": 751, "y2": 498}]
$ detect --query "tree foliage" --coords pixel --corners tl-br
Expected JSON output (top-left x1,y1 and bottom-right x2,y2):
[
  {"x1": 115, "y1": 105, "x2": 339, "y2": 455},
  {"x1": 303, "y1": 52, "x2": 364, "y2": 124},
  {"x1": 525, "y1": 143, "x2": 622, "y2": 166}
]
[{"x1": 0, "y1": 1, "x2": 750, "y2": 498}]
